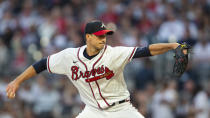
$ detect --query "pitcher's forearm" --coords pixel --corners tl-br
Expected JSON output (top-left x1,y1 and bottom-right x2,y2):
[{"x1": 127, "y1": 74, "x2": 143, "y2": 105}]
[
  {"x1": 14, "y1": 66, "x2": 37, "y2": 84},
  {"x1": 6, "y1": 60, "x2": 45, "y2": 99},
  {"x1": 149, "y1": 43, "x2": 179, "y2": 56}
]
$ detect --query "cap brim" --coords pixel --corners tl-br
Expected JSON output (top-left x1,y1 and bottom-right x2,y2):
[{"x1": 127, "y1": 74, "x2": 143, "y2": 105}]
[{"x1": 93, "y1": 30, "x2": 114, "y2": 36}]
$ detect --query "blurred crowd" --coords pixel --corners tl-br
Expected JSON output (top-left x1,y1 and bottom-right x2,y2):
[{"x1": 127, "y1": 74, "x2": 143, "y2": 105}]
[{"x1": 0, "y1": 0, "x2": 210, "y2": 118}]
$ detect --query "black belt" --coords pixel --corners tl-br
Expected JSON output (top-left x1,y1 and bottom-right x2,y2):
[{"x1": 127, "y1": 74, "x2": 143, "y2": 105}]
[{"x1": 110, "y1": 99, "x2": 130, "y2": 107}]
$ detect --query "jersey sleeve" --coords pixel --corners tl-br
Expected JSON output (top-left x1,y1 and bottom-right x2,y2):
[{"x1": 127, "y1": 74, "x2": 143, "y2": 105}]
[
  {"x1": 112, "y1": 46, "x2": 137, "y2": 67},
  {"x1": 47, "y1": 49, "x2": 69, "y2": 74}
]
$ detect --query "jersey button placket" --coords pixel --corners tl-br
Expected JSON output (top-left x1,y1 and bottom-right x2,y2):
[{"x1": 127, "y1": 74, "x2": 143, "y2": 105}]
[{"x1": 77, "y1": 47, "x2": 102, "y2": 109}]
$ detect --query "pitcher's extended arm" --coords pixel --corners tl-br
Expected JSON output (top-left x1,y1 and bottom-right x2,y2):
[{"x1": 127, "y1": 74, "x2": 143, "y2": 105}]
[
  {"x1": 133, "y1": 43, "x2": 180, "y2": 58},
  {"x1": 6, "y1": 58, "x2": 47, "y2": 99},
  {"x1": 149, "y1": 43, "x2": 179, "y2": 56}
]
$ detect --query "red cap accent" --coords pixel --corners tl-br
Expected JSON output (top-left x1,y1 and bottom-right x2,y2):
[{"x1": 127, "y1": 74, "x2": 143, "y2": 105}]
[{"x1": 93, "y1": 30, "x2": 113, "y2": 36}]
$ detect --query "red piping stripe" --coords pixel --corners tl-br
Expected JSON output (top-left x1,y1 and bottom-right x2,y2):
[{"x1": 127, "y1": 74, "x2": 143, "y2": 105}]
[
  {"x1": 77, "y1": 47, "x2": 102, "y2": 109},
  {"x1": 92, "y1": 45, "x2": 107, "y2": 68},
  {"x1": 89, "y1": 83, "x2": 102, "y2": 109},
  {"x1": 128, "y1": 47, "x2": 137, "y2": 61},
  {"x1": 47, "y1": 56, "x2": 52, "y2": 73},
  {"x1": 95, "y1": 81, "x2": 110, "y2": 106},
  {"x1": 92, "y1": 45, "x2": 110, "y2": 107}
]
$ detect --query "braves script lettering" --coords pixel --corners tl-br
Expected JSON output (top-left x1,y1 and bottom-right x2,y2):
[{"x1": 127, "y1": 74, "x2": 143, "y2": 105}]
[{"x1": 71, "y1": 65, "x2": 114, "y2": 82}]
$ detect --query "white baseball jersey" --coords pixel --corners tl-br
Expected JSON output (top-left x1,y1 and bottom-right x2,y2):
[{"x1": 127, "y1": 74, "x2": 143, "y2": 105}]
[{"x1": 47, "y1": 45, "x2": 137, "y2": 109}]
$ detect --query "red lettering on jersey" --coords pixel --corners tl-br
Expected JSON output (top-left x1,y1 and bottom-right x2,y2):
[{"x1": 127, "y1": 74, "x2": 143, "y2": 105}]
[
  {"x1": 101, "y1": 65, "x2": 104, "y2": 73},
  {"x1": 90, "y1": 69, "x2": 96, "y2": 76},
  {"x1": 71, "y1": 66, "x2": 79, "y2": 80},
  {"x1": 71, "y1": 65, "x2": 114, "y2": 82},
  {"x1": 85, "y1": 67, "x2": 114, "y2": 82}
]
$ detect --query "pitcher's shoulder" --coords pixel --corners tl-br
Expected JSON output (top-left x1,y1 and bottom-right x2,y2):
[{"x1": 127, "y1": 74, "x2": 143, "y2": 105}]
[
  {"x1": 61, "y1": 47, "x2": 80, "y2": 56},
  {"x1": 67, "y1": 47, "x2": 80, "y2": 50},
  {"x1": 106, "y1": 45, "x2": 129, "y2": 54},
  {"x1": 108, "y1": 45, "x2": 131, "y2": 50}
]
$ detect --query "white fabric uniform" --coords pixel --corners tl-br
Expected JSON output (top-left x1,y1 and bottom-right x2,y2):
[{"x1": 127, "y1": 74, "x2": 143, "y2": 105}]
[{"x1": 47, "y1": 45, "x2": 144, "y2": 118}]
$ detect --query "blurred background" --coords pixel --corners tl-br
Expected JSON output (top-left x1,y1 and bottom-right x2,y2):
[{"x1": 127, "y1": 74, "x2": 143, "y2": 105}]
[{"x1": 0, "y1": 0, "x2": 209, "y2": 118}]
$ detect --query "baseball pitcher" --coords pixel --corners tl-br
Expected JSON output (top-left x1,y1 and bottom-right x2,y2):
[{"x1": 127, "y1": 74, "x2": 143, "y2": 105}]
[{"x1": 6, "y1": 20, "x2": 186, "y2": 118}]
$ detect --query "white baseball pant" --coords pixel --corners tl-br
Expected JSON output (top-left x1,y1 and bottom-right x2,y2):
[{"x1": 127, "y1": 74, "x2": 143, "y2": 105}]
[{"x1": 76, "y1": 102, "x2": 145, "y2": 118}]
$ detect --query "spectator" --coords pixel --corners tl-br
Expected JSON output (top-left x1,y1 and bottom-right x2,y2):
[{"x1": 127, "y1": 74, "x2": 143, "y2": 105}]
[
  {"x1": 151, "y1": 80, "x2": 178, "y2": 118},
  {"x1": 192, "y1": 30, "x2": 210, "y2": 81},
  {"x1": 0, "y1": 0, "x2": 209, "y2": 117},
  {"x1": 193, "y1": 85, "x2": 209, "y2": 118},
  {"x1": 157, "y1": 6, "x2": 185, "y2": 42},
  {"x1": 0, "y1": 40, "x2": 8, "y2": 75},
  {"x1": 32, "y1": 78, "x2": 60, "y2": 118}
]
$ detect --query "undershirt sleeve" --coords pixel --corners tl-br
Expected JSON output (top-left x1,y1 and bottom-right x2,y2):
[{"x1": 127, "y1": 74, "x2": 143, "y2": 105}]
[
  {"x1": 32, "y1": 58, "x2": 47, "y2": 73},
  {"x1": 133, "y1": 47, "x2": 152, "y2": 58}
]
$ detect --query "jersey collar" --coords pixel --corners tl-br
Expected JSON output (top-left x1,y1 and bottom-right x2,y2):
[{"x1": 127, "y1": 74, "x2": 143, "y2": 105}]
[{"x1": 79, "y1": 45, "x2": 107, "y2": 61}]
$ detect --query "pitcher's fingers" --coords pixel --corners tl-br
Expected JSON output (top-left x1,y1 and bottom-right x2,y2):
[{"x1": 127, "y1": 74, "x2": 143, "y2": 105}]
[
  {"x1": 6, "y1": 86, "x2": 10, "y2": 92},
  {"x1": 11, "y1": 93, "x2": 15, "y2": 98},
  {"x1": 7, "y1": 90, "x2": 13, "y2": 97},
  {"x1": 6, "y1": 88, "x2": 13, "y2": 96},
  {"x1": 7, "y1": 91, "x2": 12, "y2": 97},
  {"x1": 8, "y1": 92, "x2": 15, "y2": 99},
  {"x1": 7, "y1": 92, "x2": 12, "y2": 99},
  {"x1": 9, "y1": 86, "x2": 16, "y2": 94},
  {"x1": 6, "y1": 85, "x2": 14, "y2": 93},
  {"x1": 6, "y1": 90, "x2": 11, "y2": 97}
]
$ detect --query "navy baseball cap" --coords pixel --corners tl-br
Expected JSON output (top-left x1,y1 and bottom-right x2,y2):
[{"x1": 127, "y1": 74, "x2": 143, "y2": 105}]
[{"x1": 85, "y1": 21, "x2": 114, "y2": 36}]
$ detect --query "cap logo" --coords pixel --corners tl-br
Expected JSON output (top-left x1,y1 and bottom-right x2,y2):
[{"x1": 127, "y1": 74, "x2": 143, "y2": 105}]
[{"x1": 101, "y1": 23, "x2": 106, "y2": 28}]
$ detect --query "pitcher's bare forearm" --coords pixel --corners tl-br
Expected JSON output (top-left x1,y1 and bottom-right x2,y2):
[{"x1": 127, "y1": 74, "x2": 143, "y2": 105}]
[
  {"x1": 15, "y1": 58, "x2": 47, "y2": 84},
  {"x1": 7, "y1": 58, "x2": 47, "y2": 99},
  {"x1": 6, "y1": 66, "x2": 37, "y2": 99},
  {"x1": 14, "y1": 66, "x2": 37, "y2": 85},
  {"x1": 149, "y1": 43, "x2": 179, "y2": 56}
]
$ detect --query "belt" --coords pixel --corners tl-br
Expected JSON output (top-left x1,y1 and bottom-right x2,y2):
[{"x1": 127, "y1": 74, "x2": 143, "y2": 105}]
[{"x1": 110, "y1": 99, "x2": 130, "y2": 107}]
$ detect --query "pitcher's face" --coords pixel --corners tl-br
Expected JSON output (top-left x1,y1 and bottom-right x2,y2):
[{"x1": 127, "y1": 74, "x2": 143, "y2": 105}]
[{"x1": 86, "y1": 34, "x2": 107, "y2": 50}]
